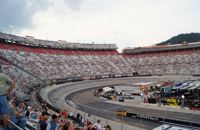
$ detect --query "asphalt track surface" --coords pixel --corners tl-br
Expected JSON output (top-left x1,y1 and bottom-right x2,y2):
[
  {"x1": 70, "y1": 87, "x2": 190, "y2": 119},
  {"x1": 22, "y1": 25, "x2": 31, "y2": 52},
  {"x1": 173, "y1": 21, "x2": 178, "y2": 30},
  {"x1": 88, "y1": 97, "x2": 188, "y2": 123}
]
[
  {"x1": 48, "y1": 76, "x2": 200, "y2": 130},
  {"x1": 66, "y1": 88, "x2": 161, "y2": 129}
]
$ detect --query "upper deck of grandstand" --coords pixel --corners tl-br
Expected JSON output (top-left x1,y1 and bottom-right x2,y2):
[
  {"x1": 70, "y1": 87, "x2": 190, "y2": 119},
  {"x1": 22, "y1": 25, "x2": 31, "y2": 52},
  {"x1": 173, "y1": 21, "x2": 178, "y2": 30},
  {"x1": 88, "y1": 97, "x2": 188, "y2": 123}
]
[
  {"x1": 123, "y1": 42, "x2": 200, "y2": 54},
  {"x1": 2, "y1": 32, "x2": 200, "y2": 56},
  {"x1": 0, "y1": 32, "x2": 118, "y2": 51}
]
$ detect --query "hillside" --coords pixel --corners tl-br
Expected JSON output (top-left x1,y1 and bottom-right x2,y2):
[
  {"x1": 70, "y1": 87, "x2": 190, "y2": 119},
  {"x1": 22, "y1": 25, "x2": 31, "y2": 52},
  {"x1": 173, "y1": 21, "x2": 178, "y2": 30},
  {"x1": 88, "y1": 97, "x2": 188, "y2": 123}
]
[{"x1": 157, "y1": 33, "x2": 200, "y2": 45}]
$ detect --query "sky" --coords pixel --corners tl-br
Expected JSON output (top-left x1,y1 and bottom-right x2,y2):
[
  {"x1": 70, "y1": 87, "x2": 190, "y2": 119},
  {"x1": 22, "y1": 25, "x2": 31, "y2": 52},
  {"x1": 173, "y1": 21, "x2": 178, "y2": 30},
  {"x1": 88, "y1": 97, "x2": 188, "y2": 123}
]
[{"x1": 0, "y1": 0, "x2": 200, "y2": 51}]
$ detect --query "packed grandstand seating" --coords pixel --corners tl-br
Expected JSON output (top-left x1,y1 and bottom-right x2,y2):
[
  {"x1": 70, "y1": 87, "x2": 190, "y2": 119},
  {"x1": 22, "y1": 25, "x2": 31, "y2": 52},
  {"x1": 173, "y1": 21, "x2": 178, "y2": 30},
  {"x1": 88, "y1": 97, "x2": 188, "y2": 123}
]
[
  {"x1": 0, "y1": 32, "x2": 118, "y2": 50},
  {"x1": 0, "y1": 32, "x2": 200, "y2": 91},
  {"x1": 125, "y1": 50, "x2": 200, "y2": 75}
]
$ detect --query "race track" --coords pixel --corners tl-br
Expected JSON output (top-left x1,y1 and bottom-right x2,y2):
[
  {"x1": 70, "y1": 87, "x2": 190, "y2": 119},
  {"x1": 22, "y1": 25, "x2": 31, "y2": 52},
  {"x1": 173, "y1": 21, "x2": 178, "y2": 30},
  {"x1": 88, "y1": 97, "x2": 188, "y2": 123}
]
[{"x1": 47, "y1": 76, "x2": 200, "y2": 130}]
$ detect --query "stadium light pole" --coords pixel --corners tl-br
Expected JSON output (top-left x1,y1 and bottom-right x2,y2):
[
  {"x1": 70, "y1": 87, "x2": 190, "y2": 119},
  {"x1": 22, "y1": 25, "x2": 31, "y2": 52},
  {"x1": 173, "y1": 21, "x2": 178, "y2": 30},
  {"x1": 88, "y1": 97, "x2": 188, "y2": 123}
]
[
  {"x1": 164, "y1": 106, "x2": 169, "y2": 124},
  {"x1": 181, "y1": 94, "x2": 185, "y2": 108},
  {"x1": 94, "y1": 96, "x2": 98, "y2": 123},
  {"x1": 118, "y1": 103, "x2": 125, "y2": 130},
  {"x1": 140, "y1": 93, "x2": 144, "y2": 103},
  {"x1": 139, "y1": 108, "x2": 143, "y2": 130},
  {"x1": 190, "y1": 110, "x2": 195, "y2": 127},
  {"x1": 83, "y1": 104, "x2": 87, "y2": 122},
  {"x1": 121, "y1": 115, "x2": 123, "y2": 130},
  {"x1": 106, "y1": 94, "x2": 114, "y2": 126},
  {"x1": 139, "y1": 92, "x2": 145, "y2": 130}
]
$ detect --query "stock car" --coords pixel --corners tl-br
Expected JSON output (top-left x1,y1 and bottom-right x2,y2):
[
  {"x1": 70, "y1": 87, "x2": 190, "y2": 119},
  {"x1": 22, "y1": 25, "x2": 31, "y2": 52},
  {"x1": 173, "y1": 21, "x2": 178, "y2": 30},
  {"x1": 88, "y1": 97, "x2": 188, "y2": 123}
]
[{"x1": 116, "y1": 110, "x2": 127, "y2": 116}]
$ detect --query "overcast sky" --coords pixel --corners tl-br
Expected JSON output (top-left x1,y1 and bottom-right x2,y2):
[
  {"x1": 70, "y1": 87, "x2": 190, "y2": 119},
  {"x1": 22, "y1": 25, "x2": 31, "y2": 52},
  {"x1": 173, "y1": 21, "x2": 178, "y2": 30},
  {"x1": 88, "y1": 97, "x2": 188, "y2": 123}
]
[{"x1": 0, "y1": 0, "x2": 200, "y2": 51}]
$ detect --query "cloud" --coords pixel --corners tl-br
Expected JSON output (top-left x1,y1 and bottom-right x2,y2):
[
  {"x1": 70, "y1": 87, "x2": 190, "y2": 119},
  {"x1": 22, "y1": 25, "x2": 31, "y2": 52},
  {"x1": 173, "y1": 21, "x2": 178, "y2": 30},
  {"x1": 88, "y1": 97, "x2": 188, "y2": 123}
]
[
  {"x1": 12, "y1": 0, "x2": 200, "y2": 51},
  {"x1": 64, "y1": 0, "x2": 83, "y2": 11},
  {"x1": 0, "y1": 0, "x2": 49, "y2": 32}
]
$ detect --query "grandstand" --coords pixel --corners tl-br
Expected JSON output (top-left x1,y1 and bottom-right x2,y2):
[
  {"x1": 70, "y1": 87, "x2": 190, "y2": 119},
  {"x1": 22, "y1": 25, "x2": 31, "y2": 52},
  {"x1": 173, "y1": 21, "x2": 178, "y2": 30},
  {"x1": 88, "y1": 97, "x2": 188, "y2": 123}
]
[
  {"x1": 123, "y1": 42, "x2": 200, "y2": 54},
  {"x1": 123, "y1": 43, "x2": 200, "y2": 75},
  {"x1": 1, "y1": 32, "x2": 200, "y2": 91}
]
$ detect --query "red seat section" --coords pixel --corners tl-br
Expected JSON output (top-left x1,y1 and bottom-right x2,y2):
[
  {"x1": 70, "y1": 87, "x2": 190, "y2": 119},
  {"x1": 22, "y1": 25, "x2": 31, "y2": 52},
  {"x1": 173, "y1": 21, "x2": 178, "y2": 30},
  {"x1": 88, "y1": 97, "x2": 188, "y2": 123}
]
[{"x1": 0, "y1": 42, "x2": 119, "y2": 55}]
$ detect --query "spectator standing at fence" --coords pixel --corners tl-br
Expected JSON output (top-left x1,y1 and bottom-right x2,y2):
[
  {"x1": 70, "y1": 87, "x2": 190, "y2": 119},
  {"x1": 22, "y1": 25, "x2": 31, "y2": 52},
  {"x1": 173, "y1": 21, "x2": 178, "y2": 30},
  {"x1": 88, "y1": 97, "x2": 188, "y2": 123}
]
[
  {"x1": 62, "y1": 120, "x2": 74, "y2": 130},
  {"x1": 25, "y1": 106, "x2": 32, "y2": 117},
  {"x1": 93, "y1": 120, "x2": 102, "y2": 130},
  {"x1": 102, "y1": 125, "x2": 112, "y2": 130},
  {"x1": 0, "y1": 67, "x2": 15, "y2": 129},
  {"x1": 39, "y1": 111, "x2": 49, "y2": 130},
  {"x1": 47, "y1": 114, "x2": 59, "y2": 130},
  {"x1": 59, "y1": 109, "x2": 68, "y2": 119},
  {"x1": 8, "y1": 100, "x2": 27, "y2": 130},
  {"x1": 83, "y1": 120, "x2": 93, "y2": 130}
]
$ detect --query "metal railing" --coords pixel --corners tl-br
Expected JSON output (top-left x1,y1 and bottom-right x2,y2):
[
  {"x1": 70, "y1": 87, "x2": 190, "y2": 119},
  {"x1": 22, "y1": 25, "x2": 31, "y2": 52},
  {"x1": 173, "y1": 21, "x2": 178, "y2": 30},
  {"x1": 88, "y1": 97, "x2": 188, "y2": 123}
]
[{"x1": 8, "y1": 119, "x2": 23, "y2": 130}]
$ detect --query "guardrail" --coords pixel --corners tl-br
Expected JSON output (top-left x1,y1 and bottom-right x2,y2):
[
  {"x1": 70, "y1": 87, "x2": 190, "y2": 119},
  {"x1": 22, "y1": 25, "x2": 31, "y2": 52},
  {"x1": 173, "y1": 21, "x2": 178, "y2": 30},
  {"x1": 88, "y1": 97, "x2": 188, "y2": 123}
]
[
  {"x1": 126, "y1": 112, "x2": 200, "y2": 128},
  {"x1": 8, "y1": 119, "x2": 23, "y2": 130}
]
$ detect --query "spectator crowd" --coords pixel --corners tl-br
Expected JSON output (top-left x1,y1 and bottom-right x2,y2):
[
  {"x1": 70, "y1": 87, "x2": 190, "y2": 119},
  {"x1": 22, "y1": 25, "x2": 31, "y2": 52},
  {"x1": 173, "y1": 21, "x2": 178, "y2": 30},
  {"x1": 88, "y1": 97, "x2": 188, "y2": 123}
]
[{"x1": 2, "y1": 96, "x2": 112, "y2": 130}]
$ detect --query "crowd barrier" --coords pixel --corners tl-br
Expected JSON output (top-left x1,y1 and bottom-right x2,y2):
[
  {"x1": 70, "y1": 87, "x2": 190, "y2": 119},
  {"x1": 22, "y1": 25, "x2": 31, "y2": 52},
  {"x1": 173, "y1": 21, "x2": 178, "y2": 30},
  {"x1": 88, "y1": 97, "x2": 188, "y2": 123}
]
[{"x1": 126, "y1": 112, "x2": 200, "y2": 128}]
